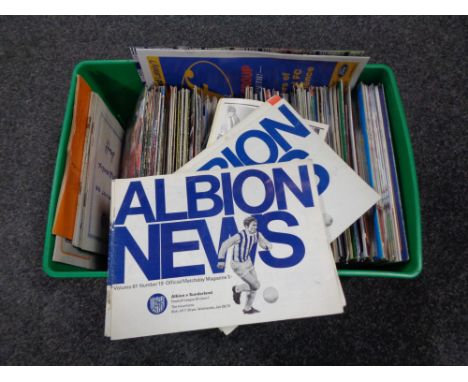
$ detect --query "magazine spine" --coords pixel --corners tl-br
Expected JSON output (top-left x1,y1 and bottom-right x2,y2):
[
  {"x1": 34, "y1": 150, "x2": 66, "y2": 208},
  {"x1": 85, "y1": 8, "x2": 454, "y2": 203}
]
[
  {"x1": 379, "y1": 85, "x2": 409, "y2": 262},
  {"x1": 357, "y1": 84, "x2": 384, "y2": 261}
]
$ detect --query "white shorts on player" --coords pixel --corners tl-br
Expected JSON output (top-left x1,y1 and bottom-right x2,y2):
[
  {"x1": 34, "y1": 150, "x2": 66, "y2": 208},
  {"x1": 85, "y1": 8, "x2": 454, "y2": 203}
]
[{"x1": 231, "y1": 257, "x2": 254, "y2": 278}]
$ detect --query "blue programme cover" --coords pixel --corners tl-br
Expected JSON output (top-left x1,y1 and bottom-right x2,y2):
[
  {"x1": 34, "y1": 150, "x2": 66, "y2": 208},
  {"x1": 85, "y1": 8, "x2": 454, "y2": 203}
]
[{"x1": 134, "y1": 48, "x2": 369, "y2": 96}]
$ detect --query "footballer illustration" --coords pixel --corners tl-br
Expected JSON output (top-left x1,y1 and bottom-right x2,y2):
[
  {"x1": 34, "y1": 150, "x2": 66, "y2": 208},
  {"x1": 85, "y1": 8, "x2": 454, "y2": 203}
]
[
  {"x1": 217, "y1": 216, "x2": 273, "y2": 314},
  {"x1": 217, "y1": 105, "x2": 241, "y2": 139}
]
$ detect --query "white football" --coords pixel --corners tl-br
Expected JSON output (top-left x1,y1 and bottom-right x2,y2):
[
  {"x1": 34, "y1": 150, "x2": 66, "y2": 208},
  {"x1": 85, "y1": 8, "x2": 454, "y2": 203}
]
[
  {"x1": 323, "y1": 213, "x2": 333, "y2": 227},
  {"x1": 263, "y1": 287, "x2": 279, "y2": 303}
]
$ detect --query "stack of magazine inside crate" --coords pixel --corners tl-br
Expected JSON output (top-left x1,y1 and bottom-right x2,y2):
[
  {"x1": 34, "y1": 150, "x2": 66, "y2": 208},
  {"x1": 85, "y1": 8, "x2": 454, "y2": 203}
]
[{"x1": 51, "y1": 48, "x2": 409, "y2": 339}]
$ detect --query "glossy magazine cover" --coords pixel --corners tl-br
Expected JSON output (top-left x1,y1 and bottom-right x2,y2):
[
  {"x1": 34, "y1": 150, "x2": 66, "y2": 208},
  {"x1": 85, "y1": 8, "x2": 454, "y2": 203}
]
[{"x1": 134, "y1": 48, "x2": 369, "y2": 95}]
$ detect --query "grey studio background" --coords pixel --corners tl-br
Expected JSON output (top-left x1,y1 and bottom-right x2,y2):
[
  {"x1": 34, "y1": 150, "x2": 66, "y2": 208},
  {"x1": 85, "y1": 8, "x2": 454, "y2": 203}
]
[{"x1": 0, "y1": 16, "x2": 467, "y2": 365}]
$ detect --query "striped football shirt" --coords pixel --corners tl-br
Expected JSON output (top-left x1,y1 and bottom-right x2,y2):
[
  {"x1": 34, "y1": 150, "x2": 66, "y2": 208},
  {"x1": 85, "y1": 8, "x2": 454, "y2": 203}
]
[{"x1": 232, "y1": 229, "x2": 259, "y2": 263}]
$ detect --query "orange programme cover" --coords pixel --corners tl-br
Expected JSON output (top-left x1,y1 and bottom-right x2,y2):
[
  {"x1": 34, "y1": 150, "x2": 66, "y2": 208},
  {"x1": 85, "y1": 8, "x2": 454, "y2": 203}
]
[{"x1": 53, "y1": 75, "x2": 92, "y2": 240}]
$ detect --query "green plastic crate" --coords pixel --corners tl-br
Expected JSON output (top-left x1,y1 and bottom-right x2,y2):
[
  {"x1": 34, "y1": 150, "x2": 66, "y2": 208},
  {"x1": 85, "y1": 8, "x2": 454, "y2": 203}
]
[{"x1": 43, "y1": 60, "x2": 422, "y2": 279}]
